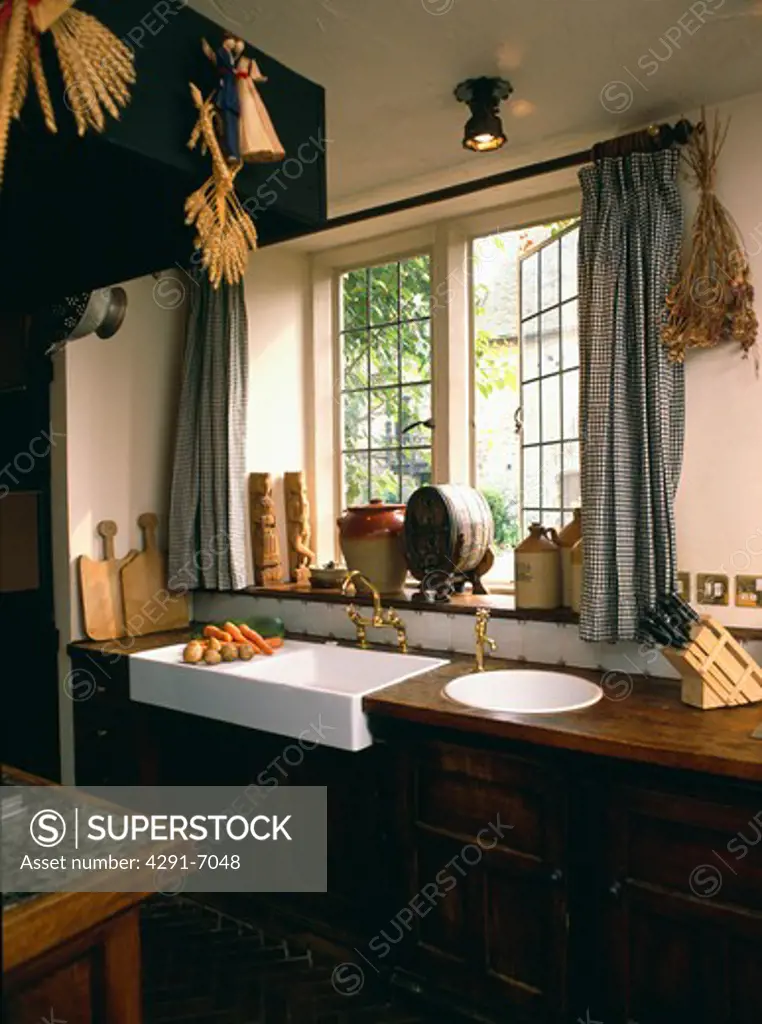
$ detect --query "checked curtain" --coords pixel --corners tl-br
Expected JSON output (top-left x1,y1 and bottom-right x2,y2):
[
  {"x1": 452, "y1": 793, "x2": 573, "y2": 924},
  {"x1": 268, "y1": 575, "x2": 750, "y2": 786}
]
[
  {"x1": 168, "y1": 279, "x2": 248, "y2": 591},
  {"x1": 578, "y1": 149, "x2": 685, "y2": 642}
]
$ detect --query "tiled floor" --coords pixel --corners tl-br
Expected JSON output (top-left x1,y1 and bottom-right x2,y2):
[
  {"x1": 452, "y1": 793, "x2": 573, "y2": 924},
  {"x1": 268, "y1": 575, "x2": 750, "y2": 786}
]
[{"x1": 141, "y1": 897, "x2": 462, "y2": 1024}]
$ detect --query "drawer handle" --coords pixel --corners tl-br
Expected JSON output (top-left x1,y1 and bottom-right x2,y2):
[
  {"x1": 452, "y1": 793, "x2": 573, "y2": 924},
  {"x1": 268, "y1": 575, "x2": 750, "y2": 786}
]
[
  {"x1": 609, "y1": 881, "x2": 623, "y2": 899},
  {"x1": 97, "y1": 729, "x2": 108, "y2": 738},
  {"x1": 549, "y1": 868, "x2": 564, "y2": 884},
  {"x1": 96, "y1": 686, "x2": 107, "y2": 695}
]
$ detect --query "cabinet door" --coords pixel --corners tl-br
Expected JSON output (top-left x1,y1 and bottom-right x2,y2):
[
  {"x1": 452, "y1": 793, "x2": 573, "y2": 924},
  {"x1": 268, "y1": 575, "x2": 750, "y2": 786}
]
[
  {"x1": 603, "y1": 783, "x2": 762, "y2": 1024},
  {"x1": 400, "y1": 741, "x2": 568, "y2": 1023}
]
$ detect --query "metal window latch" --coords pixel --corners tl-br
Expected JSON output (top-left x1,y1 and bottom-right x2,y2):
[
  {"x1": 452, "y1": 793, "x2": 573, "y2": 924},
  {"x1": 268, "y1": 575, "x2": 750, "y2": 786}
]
[{"x1": 401, "y1": 418, "x2": 435, "y2": 435}]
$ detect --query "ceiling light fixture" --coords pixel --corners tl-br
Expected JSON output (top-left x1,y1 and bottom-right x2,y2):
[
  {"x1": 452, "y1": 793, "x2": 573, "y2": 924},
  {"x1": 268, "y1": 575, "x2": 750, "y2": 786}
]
[{"x1": 455, "y1": 76, "x2": 513, "y2": 153}]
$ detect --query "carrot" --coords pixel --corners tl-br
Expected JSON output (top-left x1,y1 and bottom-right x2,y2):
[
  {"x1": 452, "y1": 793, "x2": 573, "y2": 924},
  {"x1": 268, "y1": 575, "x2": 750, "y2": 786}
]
[
  {"x1": 223, "y1": 621, "x2": 246, "y2": 644},
  {"x1": 239, "y1": 623, "x2": 274, "y2": 655},
  {"x1": 266, "y1": 636, "x2": 284, "y2": 649},
  {"x1": 203, "y1": 625, "x2": 232, "y2": 643}
]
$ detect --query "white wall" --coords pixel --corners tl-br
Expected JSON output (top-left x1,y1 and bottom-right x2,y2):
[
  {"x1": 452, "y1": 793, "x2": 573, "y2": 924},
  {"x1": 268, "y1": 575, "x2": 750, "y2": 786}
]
[
  {"x1": 64, "y1": 273, "x2": 186, "y2": 640},
  {"x1": 243, "y1": 247, "x2": 310, "y2": 582},
  {"x1": 675, "y1": 90, "x2": 762, "y2": 628}
]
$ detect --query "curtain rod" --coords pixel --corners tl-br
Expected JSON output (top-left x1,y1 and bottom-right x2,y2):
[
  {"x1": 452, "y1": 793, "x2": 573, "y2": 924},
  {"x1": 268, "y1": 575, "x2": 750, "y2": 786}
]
[{"x1": 281, "y1": 119, "x2": 695, "y2": 241}]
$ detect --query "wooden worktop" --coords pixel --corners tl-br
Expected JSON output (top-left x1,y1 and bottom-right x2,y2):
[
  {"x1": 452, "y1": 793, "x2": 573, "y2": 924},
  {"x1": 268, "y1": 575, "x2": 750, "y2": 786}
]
[
  {"x1": 363, "y1": 654, "x2": 762, "y2": 783},
  {"x1": 2, "y1": 766, "x2": 150, "y2": 975},
  {"x1": 69, "y1": 632, "x2": 762, "y2": 783}
]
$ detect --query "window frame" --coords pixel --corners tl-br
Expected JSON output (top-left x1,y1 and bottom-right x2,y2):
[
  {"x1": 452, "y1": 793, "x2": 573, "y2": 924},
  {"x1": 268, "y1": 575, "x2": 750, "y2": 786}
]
[
  {"x1": 518, "y1": 223, "x2": 581, "y2": 536},
  {"x1": 466, "y1": 214, "x2": 580, "y2": 592},
  {"x1": 332, "y1": 244, "x2": 438, "y2": 524}
]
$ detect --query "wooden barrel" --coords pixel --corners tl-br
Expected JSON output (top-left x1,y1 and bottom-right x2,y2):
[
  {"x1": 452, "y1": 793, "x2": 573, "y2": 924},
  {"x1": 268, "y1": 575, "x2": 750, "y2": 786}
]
[{"x1": 404, "y1": 484, "x2": 495, "y2": 580}]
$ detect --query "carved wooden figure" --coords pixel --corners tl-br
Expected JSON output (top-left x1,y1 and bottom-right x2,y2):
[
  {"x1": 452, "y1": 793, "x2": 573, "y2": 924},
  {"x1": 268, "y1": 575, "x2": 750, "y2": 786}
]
[
  {"x1": 248, "y1": 473, "x2": 283, "y2": 586},
  {"x1": 284, "y1": 471, "x2": 315, "y2": 582}
]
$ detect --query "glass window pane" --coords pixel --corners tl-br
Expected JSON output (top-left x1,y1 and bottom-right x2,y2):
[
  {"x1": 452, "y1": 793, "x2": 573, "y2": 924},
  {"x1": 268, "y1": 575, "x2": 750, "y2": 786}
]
[
  {"x1": 343, "y1": 452, "x2": 368, "y2": 507},
  {"x1": 561, "y1": 299, "x2": 578, "y2": 371},
  {"x1": 544, "y1": 510, "x2": 562, "y2": 531},
  {"x1": 400, "y1": 320, "x2": 431, "y2": 383},
  {"x1": 369, "y1": 326, "x2": 398, "y2": 387},
  {"x1": 523, "y1": 446, "x2": 540, "y2": 507},
  {"x1": 369, "y1": 263, "x2": 399, "y2": 326},
  {"x1": 342, "y1": 269, "x2": 368, "y2": 330},
  {"x1": 343, "y1": 390, "x2": 368, "y2": 450},
  {"x1": 541, "y1": 241, "x2": 559, "y2": 310},
  {"x1": 342, "y1": 331, "x2": 368, "y2": 389},
  {"x1": 370, "y1": 452, "x2": 400, "y2": 503},
  {"x1": 370, "y1": 388, "x2": 398, "y2": 448},
  {"x1": 522, "y1": 316, "x2": 540, "y2": 380},
  {"x1": 523, "y1": 509, "x2": 540, "y2": 536},
  {"x1": 400, "y1": 255, "x2": 431, "y2": 320},
  {"x1": 400, "y1": 384, "x2": 431, "y2": 446},
  {"x1": 542, "y1": 376, "x2": 561, "y2": 442},
  {"x1": 522, "y1": 380, "x2": 540, "y2": 445},
  {"x1": 563, "y1": 441, "x2": 581, "y2": 508},
  {"x1": 561, "y1": 227, "x2": 579, "y2": 302},
  {"x1": 540, "y1": 309, "x2": 560, "y2": 376},
  {"x1": 563, "y1": 370, "x2": 579, "y2": 439},
  {"x1": 542, "y1": 443, "x2": 563, "y2": 509},
  {"x1": 401, "y1": 448, "x2": 431, "y2": 501},
  {"x1": 521, "y1": 252, "x2": 539, "y2": 319}
]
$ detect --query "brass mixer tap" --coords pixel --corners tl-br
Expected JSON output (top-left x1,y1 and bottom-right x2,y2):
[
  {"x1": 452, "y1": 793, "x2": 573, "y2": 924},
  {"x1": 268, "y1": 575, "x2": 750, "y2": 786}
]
[
  {"x1": 474, "y1": 608, "x2": 497, "y2": 671},
  {"x1": 342, "y1": 570, "x2": 408, "y2": 653}
]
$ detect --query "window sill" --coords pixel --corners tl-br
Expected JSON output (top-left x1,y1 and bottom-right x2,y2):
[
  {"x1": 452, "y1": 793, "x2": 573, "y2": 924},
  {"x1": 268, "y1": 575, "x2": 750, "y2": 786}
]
[
  {"x1": 229, "y1": 582, "x2": 580, "y2": 625},
  {"x1": 199, "y1": 585, "x2": 762, "y2": 642}
]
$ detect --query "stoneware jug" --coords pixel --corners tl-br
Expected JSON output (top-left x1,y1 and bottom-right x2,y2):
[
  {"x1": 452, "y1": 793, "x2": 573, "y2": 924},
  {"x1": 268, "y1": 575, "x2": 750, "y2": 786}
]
[
  {"x1": 557, "y1": 508, "x2": 582, "y2": 608},
  {"x1": 515, "y1": 523, "x2": 561, "y2": 610},
  {"x1": 337, "y1": 499, "x2": 407, "y2": 595},
  {"x1": 570, "y1": 537, "x2": 583, "y2": 615}
]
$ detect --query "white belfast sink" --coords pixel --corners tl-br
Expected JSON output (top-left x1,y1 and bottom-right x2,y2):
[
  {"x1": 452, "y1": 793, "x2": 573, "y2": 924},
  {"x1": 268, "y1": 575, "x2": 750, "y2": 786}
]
[
  {"x1": 130, "y1": 640, "x2": 448, "y2": 752},
  {"x1": 444, "y1": 670, "x2": 603, "y2": 714}
]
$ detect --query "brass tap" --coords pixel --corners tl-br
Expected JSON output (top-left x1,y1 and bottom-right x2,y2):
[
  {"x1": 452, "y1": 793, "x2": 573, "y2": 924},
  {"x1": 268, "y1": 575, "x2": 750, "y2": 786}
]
[
  {"x1": 342, "y1": 570, "x2": 408, "y2": 653},
  {"x1": 474, "y1": 608, "x2": 497, "y2": 672}
]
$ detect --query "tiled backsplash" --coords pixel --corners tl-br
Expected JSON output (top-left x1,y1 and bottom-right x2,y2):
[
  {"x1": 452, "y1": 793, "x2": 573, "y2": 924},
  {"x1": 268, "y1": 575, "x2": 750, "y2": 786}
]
[{"x1": 194, "y1": 592, "x2": 761, "y2": 683}]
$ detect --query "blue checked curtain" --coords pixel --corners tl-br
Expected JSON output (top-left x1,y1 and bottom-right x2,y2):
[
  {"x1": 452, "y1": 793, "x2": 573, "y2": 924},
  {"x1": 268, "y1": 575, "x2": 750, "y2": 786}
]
[
  {"x1": 168, "y1": 279, "x2": 248, "y2": 591},
  {"x1": 578, "y1": 149, "x2": 684, "y2": 642}
]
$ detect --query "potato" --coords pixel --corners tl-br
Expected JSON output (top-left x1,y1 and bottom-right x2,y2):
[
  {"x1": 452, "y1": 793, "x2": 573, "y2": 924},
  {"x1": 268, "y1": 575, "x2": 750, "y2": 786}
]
[
  {"x1": 183, "y1": 642, "x2": 204, "y2": 664},
  {"x1": 238, "y1": 643, "x2": 255, "y2": 661},
  {"x1": 208, "y1": 636, "x2": 222, "y2": 652},
  {"x1": 220, "y1": 643, "x2": 239, "y2": 662},
  {"x1": 203, "y1": 648, "x2": 222, "y2": 665}
]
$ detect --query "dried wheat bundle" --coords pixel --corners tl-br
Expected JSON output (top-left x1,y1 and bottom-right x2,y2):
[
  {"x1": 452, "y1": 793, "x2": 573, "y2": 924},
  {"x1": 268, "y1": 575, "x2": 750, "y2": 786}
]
[
  {"x1": 50, "y1": 8, "x2": 135, "y2": 135},
  {"x1": 663, "y1": 110, "x2": 758, "y2": 366},
  {"x1": 185, "y1": 83, "x2": 258, "y2": 288},
  {"x1": 0, "y1": 0, "x2": 135, "y2": 187}
]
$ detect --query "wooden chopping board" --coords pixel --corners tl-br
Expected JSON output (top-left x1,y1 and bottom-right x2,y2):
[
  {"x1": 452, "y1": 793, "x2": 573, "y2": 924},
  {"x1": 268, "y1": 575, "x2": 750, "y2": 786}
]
[
  {"x1": 78, "y1": 521, "x2": 137, "y2": 640},
  {"x1": 120, "y1": 513, "x2": 189, "y2": 636}
]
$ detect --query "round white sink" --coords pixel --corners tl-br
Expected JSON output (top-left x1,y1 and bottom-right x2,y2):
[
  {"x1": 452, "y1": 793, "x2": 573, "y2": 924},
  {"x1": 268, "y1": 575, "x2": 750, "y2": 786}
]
[{"x1": 444, "y1": 670, "x2": 603, "y2": 714}]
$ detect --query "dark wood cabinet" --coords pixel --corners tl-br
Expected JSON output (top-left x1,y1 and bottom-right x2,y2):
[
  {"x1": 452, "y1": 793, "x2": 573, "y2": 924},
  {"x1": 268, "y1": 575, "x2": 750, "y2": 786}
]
[
  {"x1": 601, "y1": 782, "x2": 762, "y2": 1024},
  {"x1": 380, "y1": 729, "x2": 761, "y2": 1024},
  {"x1": 395, "y1": 740, "x2": 569, "y2": 1022}
]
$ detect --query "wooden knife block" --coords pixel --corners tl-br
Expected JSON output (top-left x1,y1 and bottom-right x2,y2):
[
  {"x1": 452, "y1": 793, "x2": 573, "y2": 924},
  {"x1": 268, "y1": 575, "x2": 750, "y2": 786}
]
[{"x1": 662, "y1": 616, "x2": 762, "y2": 710}]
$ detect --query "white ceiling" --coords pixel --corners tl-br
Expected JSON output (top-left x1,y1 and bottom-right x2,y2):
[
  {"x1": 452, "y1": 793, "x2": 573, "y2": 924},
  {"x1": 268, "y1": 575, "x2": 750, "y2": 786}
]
[{"x1": 190, "y1": 0, "x2": 762, "y2": 214}]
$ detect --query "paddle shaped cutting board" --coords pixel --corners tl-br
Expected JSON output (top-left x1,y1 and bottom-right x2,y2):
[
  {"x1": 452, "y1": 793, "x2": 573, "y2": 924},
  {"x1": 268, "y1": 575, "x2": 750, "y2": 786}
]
[
  {"x1": 120, "y1": 513, "x2": 189, "y2": 637},
  {"x1": 78, "y1": 521, "x2": 137, "y2": 640}
]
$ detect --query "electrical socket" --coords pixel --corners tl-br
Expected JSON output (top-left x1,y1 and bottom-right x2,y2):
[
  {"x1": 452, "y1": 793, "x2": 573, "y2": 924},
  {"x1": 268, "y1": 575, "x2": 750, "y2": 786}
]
[
  {"x1": 696, "y1": 573, "x2": 729, "y2": 606},
  {"x1": 677, "y1": 572, "x2": 691, "y2": 601},
  {"x1": 735, "y1": 575, "x2": 762, "y2": 609}
]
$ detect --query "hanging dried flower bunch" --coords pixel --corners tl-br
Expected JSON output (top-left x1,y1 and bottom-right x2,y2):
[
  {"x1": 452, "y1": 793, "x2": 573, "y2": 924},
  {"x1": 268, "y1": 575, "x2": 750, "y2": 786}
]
[
  {"x1": 663, "y1": 109, "x2": 758, "y2": 366},
  {"x1": 0, "y1": 0, "x2": 135, "y2": 188},
  {"x1": 185, "y1": 83, "x2": 257, "y2": 288}
]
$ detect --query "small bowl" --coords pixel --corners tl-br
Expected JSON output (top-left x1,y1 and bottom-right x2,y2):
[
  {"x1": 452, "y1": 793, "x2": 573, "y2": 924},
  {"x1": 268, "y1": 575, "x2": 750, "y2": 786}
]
[{"x1": 309, "y1": 566, "x2": 350, "y2": 590}]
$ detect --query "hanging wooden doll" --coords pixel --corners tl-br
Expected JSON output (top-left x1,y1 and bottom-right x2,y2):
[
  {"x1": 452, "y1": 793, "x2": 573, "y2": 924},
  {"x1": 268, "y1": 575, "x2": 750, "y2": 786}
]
[
  {"x1": 234, "y1": 50, "x2": 285, "y2": 163},
  {"x1": 202, "y1": 33, "x2": 241, "y2": 163}
]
